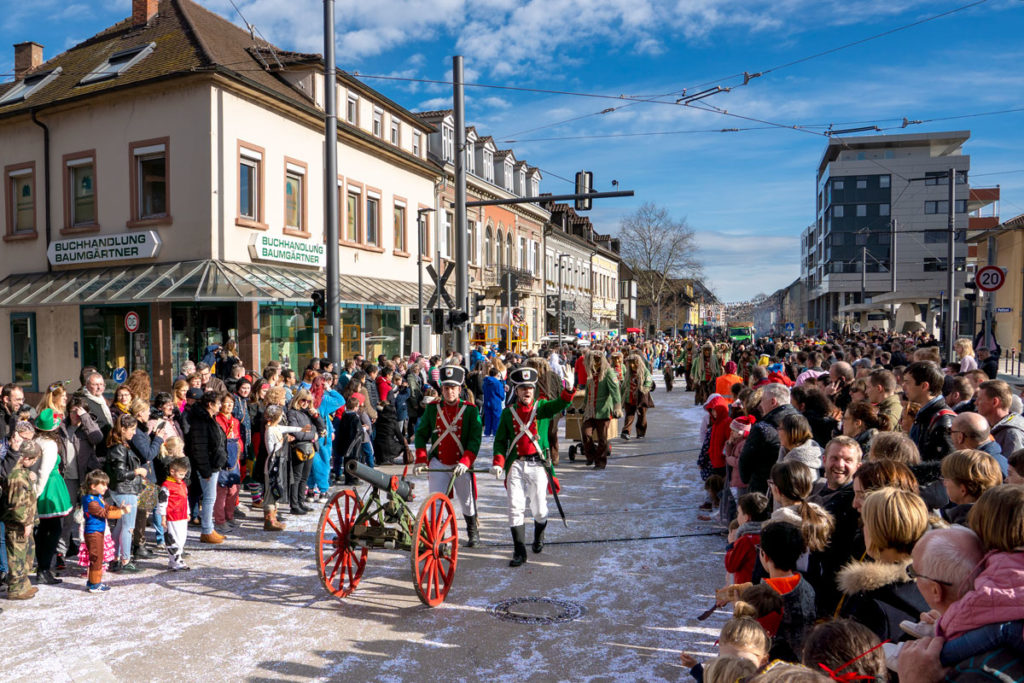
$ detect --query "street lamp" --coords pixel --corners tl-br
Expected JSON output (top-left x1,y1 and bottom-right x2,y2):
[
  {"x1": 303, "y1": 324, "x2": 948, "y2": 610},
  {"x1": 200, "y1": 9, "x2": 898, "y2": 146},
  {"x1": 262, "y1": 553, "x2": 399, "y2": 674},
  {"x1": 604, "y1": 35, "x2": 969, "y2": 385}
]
[
  {"x1": 417, "y1": 207, "x2": 436, "y2": 353},
  {"x1": 557, "y1": 253, "x2": 571, "y2": 341}
]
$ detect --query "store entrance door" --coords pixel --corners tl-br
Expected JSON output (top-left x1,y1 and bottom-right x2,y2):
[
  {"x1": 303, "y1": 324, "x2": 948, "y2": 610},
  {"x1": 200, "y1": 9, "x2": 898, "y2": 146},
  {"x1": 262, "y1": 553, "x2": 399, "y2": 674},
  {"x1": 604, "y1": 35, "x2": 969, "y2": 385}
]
[{"x1": 171, "y1": 304, "x2": 237, "y2": 374}]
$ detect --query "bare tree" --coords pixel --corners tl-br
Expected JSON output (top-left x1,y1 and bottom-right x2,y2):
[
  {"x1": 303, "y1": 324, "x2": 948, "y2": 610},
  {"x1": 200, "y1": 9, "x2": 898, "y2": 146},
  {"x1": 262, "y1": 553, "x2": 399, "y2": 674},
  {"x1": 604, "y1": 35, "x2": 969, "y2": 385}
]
[{"x1": 618, "y1": 202, "x2": 702, "y2": 332}]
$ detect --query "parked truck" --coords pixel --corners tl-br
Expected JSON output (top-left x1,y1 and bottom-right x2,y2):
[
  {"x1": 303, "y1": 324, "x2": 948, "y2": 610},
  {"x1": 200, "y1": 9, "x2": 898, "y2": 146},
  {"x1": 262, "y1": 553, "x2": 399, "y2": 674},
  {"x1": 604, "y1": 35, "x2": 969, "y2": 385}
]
[{"x1": 727, "y1": 321, "x2": 755, "y2": 343}]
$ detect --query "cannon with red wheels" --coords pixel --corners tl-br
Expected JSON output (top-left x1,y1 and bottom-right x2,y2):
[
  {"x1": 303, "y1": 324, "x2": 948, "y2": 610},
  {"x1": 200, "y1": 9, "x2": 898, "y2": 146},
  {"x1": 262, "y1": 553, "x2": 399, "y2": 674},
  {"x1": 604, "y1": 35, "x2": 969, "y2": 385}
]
[{"x1": 316, "y1": 459, "x2": 484, "y2": 607}]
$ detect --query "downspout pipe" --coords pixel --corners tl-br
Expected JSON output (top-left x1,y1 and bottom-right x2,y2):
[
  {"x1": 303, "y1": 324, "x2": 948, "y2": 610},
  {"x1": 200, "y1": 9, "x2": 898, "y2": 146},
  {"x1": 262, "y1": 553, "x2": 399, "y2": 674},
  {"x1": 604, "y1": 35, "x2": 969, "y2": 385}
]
[{"x1": 31, "y1": 108, "x2": 52, "y2": 273}]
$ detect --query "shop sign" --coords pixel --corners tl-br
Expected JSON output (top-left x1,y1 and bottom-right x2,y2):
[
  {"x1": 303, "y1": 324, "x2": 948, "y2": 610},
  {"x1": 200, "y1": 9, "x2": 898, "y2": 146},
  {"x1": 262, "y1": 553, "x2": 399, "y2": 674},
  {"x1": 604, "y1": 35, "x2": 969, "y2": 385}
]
[
  {"x1": 996, "y1": 307, "x2": 1012, "y2": 313},
  {"x1": 47, "y1": 231, "x2": 161, "y2": 266},
  {"x1": 249, "y1": 233, "x2": 325, "y2": 268}
]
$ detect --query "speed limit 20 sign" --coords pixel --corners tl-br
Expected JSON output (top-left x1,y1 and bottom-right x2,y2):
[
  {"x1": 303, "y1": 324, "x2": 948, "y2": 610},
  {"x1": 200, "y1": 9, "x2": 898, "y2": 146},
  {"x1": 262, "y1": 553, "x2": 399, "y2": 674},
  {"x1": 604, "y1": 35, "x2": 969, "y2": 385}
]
[{"x1": 976, "y1": 265, "x2": 1005, "y2": 292}]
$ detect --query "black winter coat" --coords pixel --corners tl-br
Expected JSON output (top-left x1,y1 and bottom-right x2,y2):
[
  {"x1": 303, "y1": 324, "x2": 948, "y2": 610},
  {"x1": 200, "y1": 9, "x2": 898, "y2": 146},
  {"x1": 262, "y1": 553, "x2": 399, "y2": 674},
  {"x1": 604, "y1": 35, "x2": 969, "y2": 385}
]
[
  {"x1": 913, "y1": 396, "x2": 955, "y2": 462},
  {"x1": 185, "y1": 406, "x2": 228, "y2": 479},
  {"x1": 285, "y1": 407, "x2": 322, "y2": 444},
  {"x1": 104, "y1": 442, "x2": 144, "y2": 495},
  {"x1": 739, "y1": 403, "x2": 799, "y2": 494}
]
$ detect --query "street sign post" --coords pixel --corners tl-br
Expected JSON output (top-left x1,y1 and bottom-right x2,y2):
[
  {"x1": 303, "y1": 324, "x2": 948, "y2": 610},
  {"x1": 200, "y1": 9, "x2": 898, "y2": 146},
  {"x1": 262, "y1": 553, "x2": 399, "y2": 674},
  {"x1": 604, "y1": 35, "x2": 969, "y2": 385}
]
[
  {"x1": 976, "y1": 265, "x2": 1005, "y2": 292},
  {"x1": 113, "y1": 367, "x2": 127, "y2": 384},
  {"x1": 124, "y1": 311, "x2": 140, "y2": 374},
  {"x1": 784, "y1": 322, "x2": 795, "y2": 333}
]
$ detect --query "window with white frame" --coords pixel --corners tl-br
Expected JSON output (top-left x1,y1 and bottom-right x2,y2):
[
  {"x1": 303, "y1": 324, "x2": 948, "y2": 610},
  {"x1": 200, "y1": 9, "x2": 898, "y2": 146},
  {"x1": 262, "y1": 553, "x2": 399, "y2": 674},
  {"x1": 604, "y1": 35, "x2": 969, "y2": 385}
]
[
  {"x1": 373, "y1": 108, "x2": 383, "y2": 137},
  {"x1": 519, "y1": 237, "x2": 526, "y2": 270},
  {"x1": 442, "y1": 125, "x2": 454, "y2": 161},
  {"x1": 412, "y1": 131, "x2": 422, "y2": 157},
  {"x1": 466, "y1": 142, "x2": 475, "y2": 174},
  {"x1": 346, "y1": 185, "x2": 361, "y2": 242},
  {"x1": 131, "y1": 139, "x2": 169, "y2": 222},
  {"x1": 485, "y1": 226, "x2": 493, "y2": 266},
  {"x1": 66, "y1": 155, "x2": 96, "y2": 228},
  {"x1": 366, "y1": 192, "x2": 380, "y2": 245},
  {"x1": 6, "y1": 164, "x2": 35, "y2": 235},
  {"x1": 504, "y1": 161, "x2": 513, "y2": 191},
  {"x1": 284, "y1": 162, "x2": 305, "y2": 231},
  {"x1": 238, "y1": 146, "x2": 262, "y2": 222},
  {"x1": 390, "y1": 119, "x2": 400, "y2": 146},
  {"x1": 0, "y1": 67, "x2": 62, "y2": 105},
  {"x1": 80, "y1": 43, "x2": 154, "y2": 84},
  {"x1": 346, "y1": 94, "x2": 359, "y2": 124},
  {"x1": 484, "y1": 151, "x2": 494, "y2": 182},
  {"x1": 394, "y1": 202, "x2": 406, "y2": 252}
]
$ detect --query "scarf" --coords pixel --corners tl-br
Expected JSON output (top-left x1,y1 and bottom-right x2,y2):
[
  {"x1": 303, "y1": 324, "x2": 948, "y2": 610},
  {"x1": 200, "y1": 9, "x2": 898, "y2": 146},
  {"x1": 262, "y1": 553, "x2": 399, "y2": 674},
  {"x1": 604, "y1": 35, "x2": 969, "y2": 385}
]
[{"x1": 83, "y1": 392, "x2": 112, "y2": 425}]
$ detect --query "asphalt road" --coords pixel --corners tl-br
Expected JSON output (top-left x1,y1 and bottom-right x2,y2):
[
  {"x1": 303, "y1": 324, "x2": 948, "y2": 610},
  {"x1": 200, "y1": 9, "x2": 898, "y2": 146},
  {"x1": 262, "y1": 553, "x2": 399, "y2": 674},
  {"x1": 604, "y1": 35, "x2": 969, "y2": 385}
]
[{"x1": 1, "y1": 385, "x2": 730, "y2": 683}]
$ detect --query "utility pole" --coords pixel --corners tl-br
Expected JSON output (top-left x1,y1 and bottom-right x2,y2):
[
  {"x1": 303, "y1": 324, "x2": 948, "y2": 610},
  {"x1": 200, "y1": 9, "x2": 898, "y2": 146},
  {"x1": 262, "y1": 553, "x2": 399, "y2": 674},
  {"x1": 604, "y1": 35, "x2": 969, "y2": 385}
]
[
  {"x1": 946, "y1": 167, "x2": 956, "y2": 363},
  {"x1": 452, "y1": 56, "x2": 469, "y2": 365},
  {"x1": 557, "y1": 253, "x2": 570, "y2": 341},
  {"x1": 323, "y1": 0, "x2": 340, "y2": 362},
  {"x1": 861, "y1": 246, "x2": 867, "y2": 321},
  {"x1": 890, "y1": 218, "x2": 897, "y2": 328}
]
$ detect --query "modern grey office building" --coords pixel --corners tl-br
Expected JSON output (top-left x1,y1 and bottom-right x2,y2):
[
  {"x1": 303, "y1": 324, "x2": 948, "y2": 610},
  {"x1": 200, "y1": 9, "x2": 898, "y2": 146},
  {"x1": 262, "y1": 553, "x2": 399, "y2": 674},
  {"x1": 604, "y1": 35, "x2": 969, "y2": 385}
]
[{"x1": 802, "y1": 130, "x2": 999, "y2": 333}]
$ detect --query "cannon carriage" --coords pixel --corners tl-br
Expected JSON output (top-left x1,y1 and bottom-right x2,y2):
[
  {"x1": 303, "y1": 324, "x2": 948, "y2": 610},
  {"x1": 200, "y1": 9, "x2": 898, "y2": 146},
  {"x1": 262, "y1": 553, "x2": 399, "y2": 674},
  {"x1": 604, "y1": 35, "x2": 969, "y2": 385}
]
[{"x1": 315, "y1": 459, "x2": 473, "y2": 607}]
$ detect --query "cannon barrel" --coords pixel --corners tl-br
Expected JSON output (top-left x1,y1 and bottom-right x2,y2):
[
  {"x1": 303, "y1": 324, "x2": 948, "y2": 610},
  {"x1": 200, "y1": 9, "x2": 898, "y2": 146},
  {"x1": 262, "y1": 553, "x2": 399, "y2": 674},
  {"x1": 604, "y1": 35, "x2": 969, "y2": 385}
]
[{"x1": 345, "y1": 459, "x2": 413, "y2": 500}]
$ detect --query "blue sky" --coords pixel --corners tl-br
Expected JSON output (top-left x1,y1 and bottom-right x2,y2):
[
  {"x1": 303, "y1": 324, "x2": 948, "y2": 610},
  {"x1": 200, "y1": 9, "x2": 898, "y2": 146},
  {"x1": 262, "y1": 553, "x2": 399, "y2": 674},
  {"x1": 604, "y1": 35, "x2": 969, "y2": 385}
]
[{"x1": 3, "y1": 0, "x2": 1023, "y2": 302}]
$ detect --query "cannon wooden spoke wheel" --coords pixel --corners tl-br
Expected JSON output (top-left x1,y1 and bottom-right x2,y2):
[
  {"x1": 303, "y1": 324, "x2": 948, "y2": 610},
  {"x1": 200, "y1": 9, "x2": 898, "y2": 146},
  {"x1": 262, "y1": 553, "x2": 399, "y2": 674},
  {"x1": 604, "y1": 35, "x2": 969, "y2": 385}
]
[
  {"x1": 411, "y1": 493, "x2": 459, "y2": 607},
  {"x1": 317, "y1": 489, "x2": 368, "y2": 599}
]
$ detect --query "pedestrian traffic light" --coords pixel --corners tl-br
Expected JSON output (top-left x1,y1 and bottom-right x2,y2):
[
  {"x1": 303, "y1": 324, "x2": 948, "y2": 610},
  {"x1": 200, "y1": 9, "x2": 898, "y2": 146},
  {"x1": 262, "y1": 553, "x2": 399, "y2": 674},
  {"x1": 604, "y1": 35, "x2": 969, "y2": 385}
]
[
  {"x1": 575, "y1": 170, "x2": 593, "y2": 211},
  {"x1": 500, "y1": 290, "x2": 520, "y2": 308},
  {"x1": 965, "y1": 280, "x2": 978, "y2": 303},
  {"x1": 310, "y1": 289, "x2": 325, "y2": 317},
  {"x1": 432, "y1": 307, "x2": 446, "y2": 335}
]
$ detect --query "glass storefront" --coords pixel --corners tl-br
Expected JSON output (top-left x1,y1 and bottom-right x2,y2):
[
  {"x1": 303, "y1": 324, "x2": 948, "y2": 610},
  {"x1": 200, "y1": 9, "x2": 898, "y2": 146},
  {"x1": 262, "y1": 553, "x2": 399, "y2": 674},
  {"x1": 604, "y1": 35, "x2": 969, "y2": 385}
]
[
  {"x1": 81, "y1": 305, "x2": 151, "y2": 382},
  {"x1": 364, "y1": 307, "x2": 401, "y2": 359},
  {"x1": 10, "y1": 313, "x2": 37, "y2": 391},
  {"x1": 170, "y1": 304, "x2": 237, "y2": 375},
  {"x1": 314, "y1": 307, "x2": 362, "y2": 361},
  {"x1": 259, "y1": 304, "x2": 314, "y2": 370}
]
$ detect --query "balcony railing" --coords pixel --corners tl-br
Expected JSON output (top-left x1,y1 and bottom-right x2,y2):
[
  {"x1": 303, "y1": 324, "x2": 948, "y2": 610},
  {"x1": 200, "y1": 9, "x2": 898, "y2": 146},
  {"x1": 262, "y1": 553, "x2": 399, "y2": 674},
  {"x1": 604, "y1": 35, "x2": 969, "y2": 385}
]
[{"x1": 485, "y1": 266, "x2": 536, "y2": 289}]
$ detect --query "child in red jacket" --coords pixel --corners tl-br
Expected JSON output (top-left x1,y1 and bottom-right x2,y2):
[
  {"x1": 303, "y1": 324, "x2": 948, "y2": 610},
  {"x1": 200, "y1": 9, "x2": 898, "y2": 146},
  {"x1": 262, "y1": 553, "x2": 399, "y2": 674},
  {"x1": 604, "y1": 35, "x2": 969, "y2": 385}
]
[
  {"x1": 158, "y1": 457, "x2": 191, "y2": 571},
  {"x1": 724, "y1": 492, "x2": 770, "y2": 585}
]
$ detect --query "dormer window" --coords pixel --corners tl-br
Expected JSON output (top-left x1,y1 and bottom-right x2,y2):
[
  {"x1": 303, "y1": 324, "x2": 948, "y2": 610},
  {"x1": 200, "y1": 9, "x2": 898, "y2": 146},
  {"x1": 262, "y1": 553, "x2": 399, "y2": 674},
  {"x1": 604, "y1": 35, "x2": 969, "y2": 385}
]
[
  {"x1": 504, "y1": 161, "x2": 513, "y2": 191},
  {"x1": 442, "y1": 125, "x2": 454, "y2": 162},
  {"x1": 80, "y1": 42, "x2": 155, "y2": 85},
  {"x1": 530, "y1": 178, "x2": 539, "y2": 196},
  {"x1": 0, "y1": 67, "x2": 62, "y2": 105},
  {"x1": 484, "y1": 151, "x2": 494, "y2": 182},
  {"x1": 466, "y1": 141, "x2": 475, "y2": 174}
]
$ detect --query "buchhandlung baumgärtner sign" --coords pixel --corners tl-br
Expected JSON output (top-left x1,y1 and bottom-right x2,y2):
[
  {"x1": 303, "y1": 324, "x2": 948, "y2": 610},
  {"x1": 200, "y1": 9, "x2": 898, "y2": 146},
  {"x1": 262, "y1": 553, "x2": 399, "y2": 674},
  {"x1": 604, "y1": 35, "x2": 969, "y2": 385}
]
[
  {"x1": 47, "y1": 231, "x2": 162, "y2": 265},
  {"x1": 249, "y1": 233, "x2": 325, "y2": 268}
]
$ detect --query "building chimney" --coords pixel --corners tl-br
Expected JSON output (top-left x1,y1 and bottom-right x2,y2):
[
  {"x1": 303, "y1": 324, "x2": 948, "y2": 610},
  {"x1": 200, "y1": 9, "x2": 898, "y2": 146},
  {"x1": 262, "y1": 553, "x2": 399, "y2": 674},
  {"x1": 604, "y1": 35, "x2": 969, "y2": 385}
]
[
  {"x1": 132, "y1": 0, "x2": 159, "y2": 27},
  {"x1": 13, "y1": 42, "x2": 43, "y2": 80}
]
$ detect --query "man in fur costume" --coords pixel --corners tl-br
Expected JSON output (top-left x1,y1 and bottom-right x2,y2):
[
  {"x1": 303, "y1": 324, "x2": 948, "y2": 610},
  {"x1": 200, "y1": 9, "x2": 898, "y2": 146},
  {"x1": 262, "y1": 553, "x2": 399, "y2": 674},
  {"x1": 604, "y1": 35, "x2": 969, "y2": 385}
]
[
  {"x1": 622, "y1": 353, "x2": 654, "y2": 440},
  {"x1": 691, "y1": 342, "x2": 723, "y2": 404},
  {"x1": 682, "y1": 340, "x2": 695, "y2": 388},
  {"x1": 580, "y1": 351, "x2": 622, "y2": 470},
  {"x1": 413, "y1": 365, "x2": 484, "y2": 546},
  {"x1": 490, "y1": 366, "x2": 575, "y2": 567}
]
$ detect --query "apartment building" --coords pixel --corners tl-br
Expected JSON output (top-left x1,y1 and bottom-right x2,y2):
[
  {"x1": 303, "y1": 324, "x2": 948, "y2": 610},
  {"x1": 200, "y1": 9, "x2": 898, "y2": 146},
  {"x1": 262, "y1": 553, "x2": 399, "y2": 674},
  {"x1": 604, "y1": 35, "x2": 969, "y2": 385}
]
[
  {"x1": 0, "y1": 0, "x2": 439, "y2": 391},
  {"x1": 801, "y1": 131, "x2": 998, "y2": 334}
]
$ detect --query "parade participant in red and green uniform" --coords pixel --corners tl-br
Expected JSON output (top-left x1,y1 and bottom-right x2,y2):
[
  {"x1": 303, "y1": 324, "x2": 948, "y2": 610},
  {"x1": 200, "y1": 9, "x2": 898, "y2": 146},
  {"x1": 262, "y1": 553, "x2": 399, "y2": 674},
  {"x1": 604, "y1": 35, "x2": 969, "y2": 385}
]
[
  {"x1": 414, "y1": 365, "x2": 483, "y2": 546},
  {"x1": 490, "y1": 366, "x2": 574, "y2": 567}
]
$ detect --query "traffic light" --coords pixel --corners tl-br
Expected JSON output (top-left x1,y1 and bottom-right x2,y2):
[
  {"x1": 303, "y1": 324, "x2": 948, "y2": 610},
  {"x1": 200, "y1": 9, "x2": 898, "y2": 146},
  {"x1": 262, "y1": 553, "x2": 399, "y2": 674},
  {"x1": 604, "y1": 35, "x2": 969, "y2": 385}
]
[
  {"x1": 500, "y1": 290, "x2": 520, "y2": 308},
  {"x1": 310, "y1": 289, "x2": 325, "y2": 317},
  {"x1": 470, "y1": 293, "x2": 486, "y2": 318},
  {"x1": 448, "y1": 309, "x2": 469, "y2": 328},
  {"x1": 432, "y1": 307, "x2": 446, "y2": 335},
  {"x1": 965, "y1": 280, "x2": 978, "y2": 303},
  {"x1": 575, "y1": 170, "x2": 593, "y2": 211}
]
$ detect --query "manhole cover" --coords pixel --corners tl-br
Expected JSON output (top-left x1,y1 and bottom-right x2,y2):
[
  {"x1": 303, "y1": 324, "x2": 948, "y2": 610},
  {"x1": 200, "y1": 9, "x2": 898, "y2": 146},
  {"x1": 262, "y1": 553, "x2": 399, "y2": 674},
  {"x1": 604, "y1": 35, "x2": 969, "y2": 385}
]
[{"x1": 487, "y1": 597, "x2": 586, "y2": 624}]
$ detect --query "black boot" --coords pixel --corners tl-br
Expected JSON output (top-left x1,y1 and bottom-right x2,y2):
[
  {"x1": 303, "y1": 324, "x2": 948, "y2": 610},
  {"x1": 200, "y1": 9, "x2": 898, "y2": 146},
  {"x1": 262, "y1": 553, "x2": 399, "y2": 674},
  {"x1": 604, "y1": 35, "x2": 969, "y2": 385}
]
[
  {"x1": 532, "y1": 521, "x2": 547, "y2": 554},
  {"x1": 465, "y1": 515, "x2": 479, "y2": 548},
  {"x1": 36, "y1": 569, "x2": 62, "y2": 585},
  {"x1": 509, "y1": 525, "x2": 527, "y2": 567},
  {"x1": 289, "y1": 482, "x2": 308, "y2": 515}
]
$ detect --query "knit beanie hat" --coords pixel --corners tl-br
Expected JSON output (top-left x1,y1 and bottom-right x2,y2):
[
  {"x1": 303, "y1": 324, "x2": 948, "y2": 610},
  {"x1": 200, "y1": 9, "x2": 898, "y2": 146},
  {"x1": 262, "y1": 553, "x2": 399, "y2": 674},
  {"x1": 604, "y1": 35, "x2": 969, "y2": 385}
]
[
  {"x1": 725, "y1": 361, "x2": 737, "y2": 374},
  {"x1": 730, "y1": 415, "x2": 755, "y2": 437}
]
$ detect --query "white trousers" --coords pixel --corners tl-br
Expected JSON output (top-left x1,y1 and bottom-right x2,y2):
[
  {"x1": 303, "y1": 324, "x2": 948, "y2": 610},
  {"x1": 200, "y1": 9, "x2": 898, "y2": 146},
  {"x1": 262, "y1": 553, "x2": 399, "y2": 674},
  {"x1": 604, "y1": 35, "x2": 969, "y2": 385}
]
[
  {"x1": 427, "y1": 463, "x2": 476, "y2": 518},
  {"x1": 166, "y1": 519, "x2": 188, "y2": 562},
  {"x1": 506, "y1": 459, "x2": 548, "y2": 527}
]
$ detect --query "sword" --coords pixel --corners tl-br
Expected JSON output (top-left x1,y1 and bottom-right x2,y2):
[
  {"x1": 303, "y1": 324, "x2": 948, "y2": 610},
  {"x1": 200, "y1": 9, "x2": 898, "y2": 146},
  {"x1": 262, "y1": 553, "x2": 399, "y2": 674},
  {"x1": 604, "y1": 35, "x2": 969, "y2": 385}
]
[{"x1": 539, "y1": 454, "x2": 568, "y2": 528}]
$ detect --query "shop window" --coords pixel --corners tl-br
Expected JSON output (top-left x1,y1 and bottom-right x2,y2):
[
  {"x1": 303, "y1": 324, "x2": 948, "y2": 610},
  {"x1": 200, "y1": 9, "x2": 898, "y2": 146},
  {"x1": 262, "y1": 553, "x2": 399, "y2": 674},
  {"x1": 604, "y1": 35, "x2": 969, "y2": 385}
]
[
  {"x1": 394, "y1": 202, "x2": 407, "y2": 253},
  {"x1": 63, "y1": 152, "x2": 97, "y2": 231},
  {"x1": 10, "y1": 313, "x2": 37, "y2": 392},
  {"x1": 5, "y1": 162, "x2": 36, "y2": 238},
  {"x1": 284, "y1": 158, "x2": 308, "y2": 236},
  {"x1": 81, "y1": 306, "x2": 150, "y2": 383},
  {"x1": 129, "y1": 138, "x2": 170, "y2": 226},
  {"x1": 259, "y1": 304, "x2": 314, "y2": 371},
  {"x1": 237, "y1": 142, "x2": 265, "y2": 228},
  {"x1": 364, "y1": 307, "x2": 400, "y2": 359}
]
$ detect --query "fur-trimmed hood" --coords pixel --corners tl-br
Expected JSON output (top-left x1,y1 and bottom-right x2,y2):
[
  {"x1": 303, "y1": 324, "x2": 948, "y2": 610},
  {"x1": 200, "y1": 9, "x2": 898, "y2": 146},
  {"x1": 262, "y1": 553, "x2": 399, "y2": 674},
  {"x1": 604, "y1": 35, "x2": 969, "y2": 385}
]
[{"x1": 837, "y1": 557, "x2": 912, "y2": 595}]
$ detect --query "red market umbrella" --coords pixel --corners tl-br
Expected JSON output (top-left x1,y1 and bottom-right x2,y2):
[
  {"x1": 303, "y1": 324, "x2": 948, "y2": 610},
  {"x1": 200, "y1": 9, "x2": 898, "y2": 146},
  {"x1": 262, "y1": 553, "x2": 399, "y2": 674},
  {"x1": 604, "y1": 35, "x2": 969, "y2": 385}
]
[{"x1": 626, "y1": 327, "x2": 642, "y2": 334}]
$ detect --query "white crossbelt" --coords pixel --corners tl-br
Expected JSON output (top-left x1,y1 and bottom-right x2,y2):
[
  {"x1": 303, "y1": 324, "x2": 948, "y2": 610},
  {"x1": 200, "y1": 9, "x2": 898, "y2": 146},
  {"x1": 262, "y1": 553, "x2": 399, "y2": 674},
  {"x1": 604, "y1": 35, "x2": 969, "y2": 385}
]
[
  {"x1": 427, "y1": 403, "x2": 467, "y2": 459},
  {"x1": 507, "y1": 403, "x2": 543, "y2": 458}
]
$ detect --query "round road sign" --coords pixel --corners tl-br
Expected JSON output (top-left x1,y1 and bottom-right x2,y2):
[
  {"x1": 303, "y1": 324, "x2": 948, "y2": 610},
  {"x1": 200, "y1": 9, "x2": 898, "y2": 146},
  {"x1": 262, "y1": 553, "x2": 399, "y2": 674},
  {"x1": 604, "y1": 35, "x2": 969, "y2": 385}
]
[
  {"x1": 124, "y1": 311, "x2": 141, "y2": 333},
  {"x1": 976, "y1": 265, "x2": 1005, "y2": 293},
  {"x1": 112, "y1": 367, "x2": 128, "y2": 384}
]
